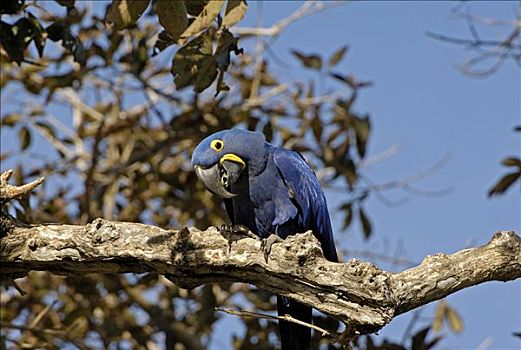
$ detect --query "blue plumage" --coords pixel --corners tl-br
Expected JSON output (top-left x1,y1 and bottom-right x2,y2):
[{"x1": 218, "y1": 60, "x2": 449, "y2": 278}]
[
  {"x1": 192, "y1": 129, "x2": 338, "y2": 349},
  {"x1": 273, "y1": 148, "x2": 338, "y2": 262}
]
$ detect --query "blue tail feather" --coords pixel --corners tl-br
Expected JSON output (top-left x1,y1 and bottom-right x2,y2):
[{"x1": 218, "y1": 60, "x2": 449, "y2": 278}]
[{"x1": 277, "y1": 296, "x2": 312, "y2": 350}]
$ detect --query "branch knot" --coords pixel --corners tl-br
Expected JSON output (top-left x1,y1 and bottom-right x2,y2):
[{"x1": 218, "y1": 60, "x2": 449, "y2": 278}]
[{"x1": 85, "y1": 218, "x2": 120, "y2": 244}]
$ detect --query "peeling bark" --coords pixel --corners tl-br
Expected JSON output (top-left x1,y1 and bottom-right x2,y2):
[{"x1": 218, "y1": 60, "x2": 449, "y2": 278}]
[{"x1": 1, "y1": 218, "x2": 519, "y2": 334}]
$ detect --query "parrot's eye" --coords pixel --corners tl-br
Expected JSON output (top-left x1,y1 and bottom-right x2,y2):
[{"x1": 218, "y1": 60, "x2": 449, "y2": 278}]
[{"x1": 211, "y1": 139, "x2": 224, "y2": 152}]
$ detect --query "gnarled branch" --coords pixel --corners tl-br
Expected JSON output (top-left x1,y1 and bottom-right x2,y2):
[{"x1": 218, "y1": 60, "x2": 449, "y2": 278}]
[
  {"x1": 1, "y1": 218, "x2": 519, "y2": 334},
  {"x1": 0, "y1": 170, "x2": 45, "y2": 204},
  {"x1": 1, "y1": 170, "x2": 519, "y2": 334}
]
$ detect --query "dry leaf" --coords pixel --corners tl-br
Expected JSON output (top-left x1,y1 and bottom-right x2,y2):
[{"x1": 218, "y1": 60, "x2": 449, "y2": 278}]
[
  {"x1": 105, "y1": 0, "x2": 150, "y2": 30},
  {"x1": 223, "y1": 0, "x2": 248, "y2": 28}
]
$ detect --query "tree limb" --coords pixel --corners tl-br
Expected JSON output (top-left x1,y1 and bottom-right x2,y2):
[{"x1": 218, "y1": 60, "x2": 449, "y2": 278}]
[
  {"x1": 1, "y1": 218, "x2": 519, "y2": 334},
  {"x1": 1, "y1": 170, "x2": 519, "y2": 335}
]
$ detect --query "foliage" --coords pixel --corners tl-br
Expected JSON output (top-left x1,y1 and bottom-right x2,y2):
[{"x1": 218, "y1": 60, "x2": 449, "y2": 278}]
[
  {"x1": 362, "y1": 327, "x2": 441, "y2": 350},
  {"x1": 431, "y1": 301, "x2": 462, "y2": 334},
  {"x1": 0, "y1": 0, "x2": 247, "y2": 95}
]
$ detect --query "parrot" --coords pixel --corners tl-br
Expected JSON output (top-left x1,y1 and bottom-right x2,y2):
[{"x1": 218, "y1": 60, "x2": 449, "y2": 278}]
[{"x1": 191, "y1": 128, "x2": 338, "y2": 350}]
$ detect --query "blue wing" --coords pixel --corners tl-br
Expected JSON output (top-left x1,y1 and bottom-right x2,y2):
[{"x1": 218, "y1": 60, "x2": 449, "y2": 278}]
[{"x1": 273, "y1": 148, "x2": 338, "y2": 262}]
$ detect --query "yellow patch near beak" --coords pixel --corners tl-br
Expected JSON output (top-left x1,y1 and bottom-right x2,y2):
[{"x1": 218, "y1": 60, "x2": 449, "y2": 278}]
[{"x1": 220, "y1": 153, "x2": 245, "y2": 169}]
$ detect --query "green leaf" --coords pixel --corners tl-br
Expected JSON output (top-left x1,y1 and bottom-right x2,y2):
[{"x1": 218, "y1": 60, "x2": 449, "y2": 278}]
[
  {"x1": 155, "y1": 0, "x2": 188, "y2": 41},
  {"x1": 359, "y1": 206, "x2": 372, "y2": 239},
  {"x1": 328, "y1": 45, "x2": 348, "y2": 67},
  {"x1": 180, "y1": 0, "x2": 225, "y2": 40},
  {"x1": 223, "y1": 0, "x2": 248, "y2": 28},
  {"x1": 488, "y1": 171, "x2": 521, "y2": 197},
  {"x1": 19, "y1": 126, "x2": 31, "y2": 151},
  {"x1": 291, "y1": 50, "x2": 322, "y2": 70},
  {"x1": 105, "y1": 0, "x2": 150, "y2": 30}
]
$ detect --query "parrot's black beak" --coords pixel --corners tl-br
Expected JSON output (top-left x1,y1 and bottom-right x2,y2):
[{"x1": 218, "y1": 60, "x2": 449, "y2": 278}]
[{"x1": 194, "y1": 154, "x2": 245, "y2": 198}]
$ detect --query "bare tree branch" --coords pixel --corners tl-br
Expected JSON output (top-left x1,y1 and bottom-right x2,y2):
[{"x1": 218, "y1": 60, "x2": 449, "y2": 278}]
[
  {"x1": 1, "y1": 170, "x2": 519, "y2": 336},
  {"x1": 1, "y1": 217, "x2": 519, "y2": 335},
  {"x1": 0, "y1": 322, "x2": 90, "y2": 350},
  {"x1": 0, "y1": 170, "x2": 45, "y2": 203},
  {"x1": 427, "y1": 2, "x2": 521, "y2": 77},
  {"x1": 232, "y1": 1, "x2": 346, "y2": 38}
]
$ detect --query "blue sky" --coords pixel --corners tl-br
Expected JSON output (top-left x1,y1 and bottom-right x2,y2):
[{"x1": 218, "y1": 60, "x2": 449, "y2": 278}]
[{"x1": 1, "y1": 1, "x2": 519, "y2": 349}]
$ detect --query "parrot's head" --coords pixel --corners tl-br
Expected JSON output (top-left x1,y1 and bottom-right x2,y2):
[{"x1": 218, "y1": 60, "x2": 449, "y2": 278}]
[{"x1": 191, "y1": 129, "x2": 267, "y2": 198}]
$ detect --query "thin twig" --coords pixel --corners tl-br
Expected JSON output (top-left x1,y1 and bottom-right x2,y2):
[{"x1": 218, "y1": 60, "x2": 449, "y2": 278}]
[
  {"x1": 241, "y1": 84, "x2": 289, "y2": 110},
  {"x1": 215, "y1": 307, "x2": 336, "y2": 337},
  {"x1": 425, "y1": 31, "x2": 521, "y2": 49},
  {"x1": 57, "y1": 88, "x2": 104, "y2": 121},
  {"x1": 358, "y1": 144, "x2": 400, "y2": 168},
  {"x1": 0, "y1": 322, "x2": 89, "y2": 350},
  {"x1": 427, "y1": 2, "x2": 521, "y2": 77},
  {"x1": 232, "y1": 1, "x2": 347, "y2": 38},
  {"x1": 362, "y1": 152, "x2": 453, "y2": 193},
  {"x1": 248, "y1": 1, "x2": 266, "y2": 100},
  {"x1": 324, "y1": 153, "x2": 452, "y2": 207},
  {"x1": 28, "y1": 300, "x2": 58, "y2": 328}
]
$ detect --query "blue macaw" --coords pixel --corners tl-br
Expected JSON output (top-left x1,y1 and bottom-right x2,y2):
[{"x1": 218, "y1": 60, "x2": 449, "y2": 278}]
[{"x1": 191, "y1": 129, "x2": 338, "y2": 350}]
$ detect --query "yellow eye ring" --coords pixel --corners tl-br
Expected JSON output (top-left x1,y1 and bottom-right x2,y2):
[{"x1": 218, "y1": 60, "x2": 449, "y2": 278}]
[{"x1": 210, "y1": 139, "x2": 224, "y2": 152}]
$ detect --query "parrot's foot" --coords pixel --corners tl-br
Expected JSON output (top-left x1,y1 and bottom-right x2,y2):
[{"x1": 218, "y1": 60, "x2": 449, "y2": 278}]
[
  {"x1": 261, "y1": 234, "x2": 283, "y2": 263},
  {"x1": 219, "y1": 224, "x2": 257, "y2": 252}
]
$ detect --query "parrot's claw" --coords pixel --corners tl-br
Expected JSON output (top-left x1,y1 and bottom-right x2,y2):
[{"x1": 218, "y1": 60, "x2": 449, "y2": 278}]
[
  {"x1": 261, "y1": 234, "x2": 283, "y2": 263},
  {"x1": 219, "y1": 224, "x2": 257, "y2": 253}
]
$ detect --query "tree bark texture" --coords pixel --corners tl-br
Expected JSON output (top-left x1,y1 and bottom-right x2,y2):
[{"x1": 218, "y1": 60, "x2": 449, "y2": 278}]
[{"x1": 1, "y1": 218, "x2": 520, "y2": 335}]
